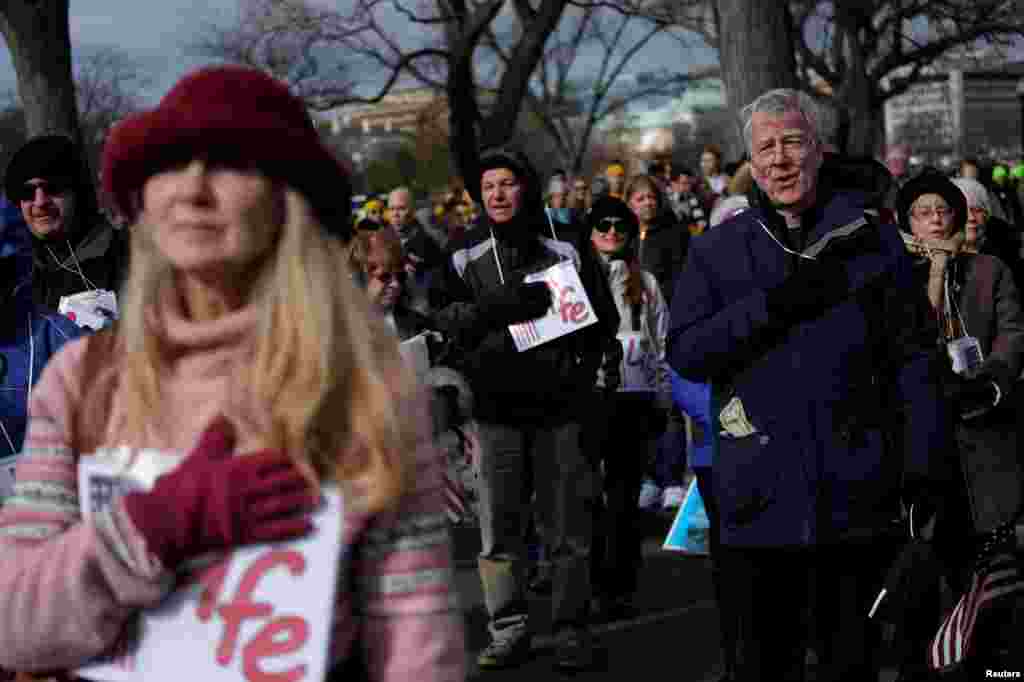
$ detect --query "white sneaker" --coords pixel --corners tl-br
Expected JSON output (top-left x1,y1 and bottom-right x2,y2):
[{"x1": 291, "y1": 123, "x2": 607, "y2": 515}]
[
  {"x1": 662, "y1": 485, "x2": 686, "y2": 509},
  {"x1": 638, "y1": 481, "x2": 662, "y2": 510}
]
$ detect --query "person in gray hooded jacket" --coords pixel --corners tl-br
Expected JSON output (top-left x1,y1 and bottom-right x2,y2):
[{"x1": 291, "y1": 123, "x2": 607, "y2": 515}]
[{"x1": 429, "y1": 148, "x2": 621, "y2": 672}]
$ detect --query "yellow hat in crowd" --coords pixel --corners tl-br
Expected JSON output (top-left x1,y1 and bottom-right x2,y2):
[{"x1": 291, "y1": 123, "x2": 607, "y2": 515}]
[{"x1": 606, "y1": 163, "x2": 626, "y2": 177}]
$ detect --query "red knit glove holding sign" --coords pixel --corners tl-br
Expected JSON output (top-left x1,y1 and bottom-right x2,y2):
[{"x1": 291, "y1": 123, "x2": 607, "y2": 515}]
[{"x1": 122, "y1": 418, "x2": 316, "y2": 569}]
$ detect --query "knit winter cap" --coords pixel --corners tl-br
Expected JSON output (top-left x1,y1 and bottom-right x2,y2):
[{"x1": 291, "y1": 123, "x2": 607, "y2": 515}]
[
  {"x1": 586, "y1": 195, "x2": 638, "y2": 235},
  {"x1": 896, "y1": 167, "x2": 967, "y2": 235},
  {"x1": 4, "y1": 135, "x2": 84, "y2": 201},
  {"x1": 951, "y1": 177, "x2": 992, "y2": 215},
  {"x1": 992, "y1": 165, "x2": 1009, "y2": 184},
  {"x1": 101, "y1": 65, "x2": 351, "y2": 239}
]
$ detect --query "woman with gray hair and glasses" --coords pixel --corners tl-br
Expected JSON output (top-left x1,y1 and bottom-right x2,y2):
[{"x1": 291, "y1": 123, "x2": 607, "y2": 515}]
[{"x1": 953, "y1": 177, "x2": 1024, "y2": 290}]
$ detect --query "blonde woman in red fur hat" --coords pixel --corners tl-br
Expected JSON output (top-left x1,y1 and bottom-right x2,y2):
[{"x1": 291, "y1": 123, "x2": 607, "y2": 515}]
[{"x1": 0, "y1": 65, "x2": 464, "y2": 680}]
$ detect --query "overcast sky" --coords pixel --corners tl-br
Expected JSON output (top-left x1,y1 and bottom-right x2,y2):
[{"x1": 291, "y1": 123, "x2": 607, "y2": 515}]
[
  {"x1": 0, "y1": 0, "x2": 238, "y2": 101},
  {"x1": 0, "y1": 0, "x2": 711, "y2": 111}
]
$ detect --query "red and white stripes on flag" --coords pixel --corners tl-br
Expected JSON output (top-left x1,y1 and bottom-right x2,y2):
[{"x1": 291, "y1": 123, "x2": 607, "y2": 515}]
[{"x1": 928, "y1": 552, "x2": 1022, "y2": 671}]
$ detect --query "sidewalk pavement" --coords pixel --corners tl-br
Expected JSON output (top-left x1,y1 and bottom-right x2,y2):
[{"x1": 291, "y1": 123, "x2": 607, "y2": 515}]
[{"x1": 451, "y1": 511, "x2": 902, "y2": 681}]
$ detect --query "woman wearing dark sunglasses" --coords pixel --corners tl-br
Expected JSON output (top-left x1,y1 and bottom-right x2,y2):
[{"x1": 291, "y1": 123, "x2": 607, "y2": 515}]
[{"x1": 583, "y1": 196, "x2": 672, "y2": 622}]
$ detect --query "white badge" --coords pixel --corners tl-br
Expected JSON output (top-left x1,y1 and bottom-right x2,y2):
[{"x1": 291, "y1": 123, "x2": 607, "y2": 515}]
[
  {"x1": 58, "y1": 289, "x2": 119, "y2": 330},
  {"x1": 947, "y1": 336, "x2": 983, "y2": 376}
]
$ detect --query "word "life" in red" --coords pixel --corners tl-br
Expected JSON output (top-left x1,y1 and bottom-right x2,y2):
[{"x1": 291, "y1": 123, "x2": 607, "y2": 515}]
[
  {"x1": 196, "y1": 550, "x2": 309, "y2": 682},
  {"x1": 547, "y1": 280, "x2": 590, "y2": 324}
]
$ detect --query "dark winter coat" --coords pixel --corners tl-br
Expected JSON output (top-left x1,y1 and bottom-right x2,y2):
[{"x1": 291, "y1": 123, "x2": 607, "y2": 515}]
[
  {"x1": 29, "y1": 219, "x2": 129, "y2": 312},
  {"x1": 978, "y1": 215, "x2": 1024, "y2": 292},
  {"x1": 637, "y1": 214, "x2": 689, "y2": 308},
  {"x1": 667, "y1": 189, "x2": 951, "y2": 548},
  {"x1": 929, "y1": 252, "x2": 1024, "y2": 532},
  {"x1": 430, "y1": 224, "x2": 620, "y2": 425}
]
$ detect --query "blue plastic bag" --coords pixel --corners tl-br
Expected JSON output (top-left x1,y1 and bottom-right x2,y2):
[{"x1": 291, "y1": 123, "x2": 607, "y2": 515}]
[{"x1": 662, "y1": 477, "x2": 710, "y2": 555}]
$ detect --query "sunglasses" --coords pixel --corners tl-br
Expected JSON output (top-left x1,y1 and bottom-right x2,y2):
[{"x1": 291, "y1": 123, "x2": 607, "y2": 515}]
[
  {"x1": 14, "y1": 178, "x2": 72, "y2": 202},
  {"x1": 592, "y1": 217, "x2": 636, "y2": 235}
]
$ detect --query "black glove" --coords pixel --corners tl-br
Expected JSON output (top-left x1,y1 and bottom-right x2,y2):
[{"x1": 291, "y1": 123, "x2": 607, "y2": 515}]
[
  {"x1": 600, "y1": 336, "x2": 623, "y2": 392},
  {"x1": 764, "y1": 259, "x2": 850, "y2": 324},
  {"x1": 944, "y1": 374, "x2": 1000, "y2": 419},
  {"x1": 479, "y1": 282, "x2": 552, "y2": 326}
]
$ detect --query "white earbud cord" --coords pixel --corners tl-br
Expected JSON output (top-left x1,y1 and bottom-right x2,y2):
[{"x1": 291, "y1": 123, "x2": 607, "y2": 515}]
[
  {"x1": 490, "y1": 228, "x2": 506, "y2": 286},
  {"x1": 44, "y1": 240, "x2": 100, "y2": 292},
  {"x1": 757, "y1": 219, "x2": 818, "y2": 261}
]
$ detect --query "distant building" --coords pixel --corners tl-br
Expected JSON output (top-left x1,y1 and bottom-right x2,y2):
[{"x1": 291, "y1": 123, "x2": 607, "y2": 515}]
[
  {"x1": 318, "y1": 87, "x2": 444, "y2": 136},
  {"x1": 885, "y1": 61, "x2": 1024, "y2": 159}
]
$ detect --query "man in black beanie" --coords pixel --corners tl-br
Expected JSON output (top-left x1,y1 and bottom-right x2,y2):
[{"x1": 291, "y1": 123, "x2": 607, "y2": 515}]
[
  {"x1": 4, "y1": 135, "x2": 128, "y2": 317},
  {"x1": 430, "y1": 147, "x2": 620, "y2": 672}
]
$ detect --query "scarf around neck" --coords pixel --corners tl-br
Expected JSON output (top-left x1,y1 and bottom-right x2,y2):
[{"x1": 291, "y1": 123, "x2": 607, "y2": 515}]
[{"x1": 901, "y1": 231, "x2": 971, "y2": 311}]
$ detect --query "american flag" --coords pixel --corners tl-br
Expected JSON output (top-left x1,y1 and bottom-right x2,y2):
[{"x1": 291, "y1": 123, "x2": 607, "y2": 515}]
[{"x1": 928, "y1": 550, "x2": 1022, "y2": 671}]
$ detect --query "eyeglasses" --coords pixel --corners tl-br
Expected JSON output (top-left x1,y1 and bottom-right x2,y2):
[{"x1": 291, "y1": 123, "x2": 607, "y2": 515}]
[
  {"x1": 593, "y1": 217, "x2": 636, "y2": 235},
  {"x1": 911, "y1": 205, "x2": 952, "y2": 220},
  {"x1": 754, "y1": 136, "x2": 811, "y2": 165},
  {"x1": 968, "y1": 206, "x2": 989, "y2": 217},
  {"x1": 14, "y1": 178, "x2": 71, "y2": 202}
]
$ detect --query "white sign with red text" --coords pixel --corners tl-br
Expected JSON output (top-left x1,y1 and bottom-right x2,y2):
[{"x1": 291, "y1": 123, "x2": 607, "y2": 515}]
[
  {"x1": 75, "y1": 451, "x2": 343, "y2": 682},
  {"x1": 618, "y1": 331, "x2": 658, "y2": 392},
  {"x1": 508, "y1": 260, "x2": 598, "y2": 352}
]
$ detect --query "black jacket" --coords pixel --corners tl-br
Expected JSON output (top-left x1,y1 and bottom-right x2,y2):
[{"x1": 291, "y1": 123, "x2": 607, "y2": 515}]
[
  {"x1": 430, "y1": 223, "x2": 620, "y2": 424},
  {"x1": 30, "y1": 220, "x2": 128, "y2": 312},
  {"x1": 637, "y1": 214, "x2": 689, "y2": 307}
]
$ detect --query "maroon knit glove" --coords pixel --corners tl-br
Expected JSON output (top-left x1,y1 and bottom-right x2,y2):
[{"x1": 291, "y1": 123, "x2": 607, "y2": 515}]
[{"x1": 122, "y1": 417, "x2": 316, "y2": 569}]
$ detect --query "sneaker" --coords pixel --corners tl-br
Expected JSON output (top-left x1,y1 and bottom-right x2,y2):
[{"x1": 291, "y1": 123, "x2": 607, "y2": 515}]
[
  {"x1": 553, "y1": 626, "x2": 595, "y2": 671},
  {"x1": 477, "y1": 624, "x2": 531, "y2": 669},
  {"x1": 638, "y1": 481, "x2": 662, "y2": 510},
  {"x1": 662, "y1": 485, "x2": 686, "y2": 509}
]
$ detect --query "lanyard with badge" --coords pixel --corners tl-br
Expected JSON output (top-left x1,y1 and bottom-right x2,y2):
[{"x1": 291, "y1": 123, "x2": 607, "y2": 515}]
[
  {"x1": 943, "y1": 268, "x2": 983, "y2": 376},
  {"x1": 49, "y1": 240, "x2": 119, "y2": 330}
]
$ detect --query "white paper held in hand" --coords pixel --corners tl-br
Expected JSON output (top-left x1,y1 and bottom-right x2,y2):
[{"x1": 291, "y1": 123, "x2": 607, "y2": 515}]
[
  {"x1": 75, "y1": 451, "x2": 344, "y2": 682},
  {"x1": 508, "y1": 260, "x2": 597, "y2": 352}
]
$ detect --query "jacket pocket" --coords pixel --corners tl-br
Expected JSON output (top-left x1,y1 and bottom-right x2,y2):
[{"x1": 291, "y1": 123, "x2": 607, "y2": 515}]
[{"x1": 714, "y1": 435, "x2": 780, "y2": 530}]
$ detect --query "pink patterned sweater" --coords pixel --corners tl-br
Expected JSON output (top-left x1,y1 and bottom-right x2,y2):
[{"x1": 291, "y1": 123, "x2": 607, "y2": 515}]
[{"x1": 0, "y1": 298, "x2": 465, "y2": 680}]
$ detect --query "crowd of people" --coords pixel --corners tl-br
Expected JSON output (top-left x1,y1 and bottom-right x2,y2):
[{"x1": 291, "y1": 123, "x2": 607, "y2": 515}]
[{"x1": 0, "y1": 62, "x2": 1018, "y2": 682}]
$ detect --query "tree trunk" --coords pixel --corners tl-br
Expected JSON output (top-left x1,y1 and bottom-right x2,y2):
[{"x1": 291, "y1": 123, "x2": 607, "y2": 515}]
[
  {"x1": 0, "y1": 1, "x2": 81, "y2": 141},
  {"x1": 446, "y1": 0, "x2": 568, "y2": 201},
  {"x1": 0, "y1": 0, "x2": 92, "y2": 192},
  {"x1": 714, "y1": 0, "x2": 798, "y2": 160},
  {"x1": 840, "y1": 93, "x2": 884, "y2": 158},
  {"x1": 832, "y1": 4, "x2": 881, "y2": 157}
]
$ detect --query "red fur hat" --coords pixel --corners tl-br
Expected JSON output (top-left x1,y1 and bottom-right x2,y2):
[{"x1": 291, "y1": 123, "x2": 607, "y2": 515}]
[{"x1": 101, "y1": 65, "x2": 351, "y2": 239}]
